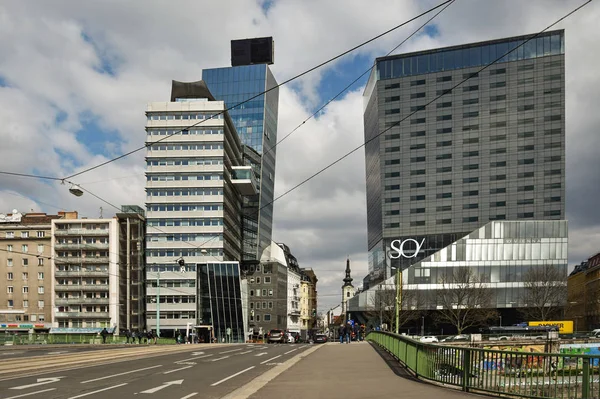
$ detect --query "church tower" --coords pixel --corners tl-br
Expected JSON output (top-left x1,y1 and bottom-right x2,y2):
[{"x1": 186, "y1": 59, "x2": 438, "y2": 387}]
[{"x1": 341, "y1": 258, "x2": 355, "y2": 320}]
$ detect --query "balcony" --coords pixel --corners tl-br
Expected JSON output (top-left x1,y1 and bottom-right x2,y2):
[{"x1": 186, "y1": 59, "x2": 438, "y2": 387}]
[
  {"x1": 288, "y1": 310, "x2": 301, "y2": 317},
  {"x1": 54, "y1": 229, "x2": 110, "y2": 236},
  {"x1": 54, "y1": 243, "x2": 109, "y2": 250},
  {"x1": 231, "y1": 166, "x2": 258, "y2": 196},
  {"x1": 54, "y1": 285, "x2": 109, "y2": 292},
  {"x1": 55, "y1": 298, "x2": 110, "y2": 305},
  {"x1": 54, "y1": 257, "x2": 110, "y2": 264},
  {"x1": 55, "y1": 271, "x2": 108, "y2": 278},
  {"x1": 54, "y1": 312, "x2": 110, "y2": 319}
]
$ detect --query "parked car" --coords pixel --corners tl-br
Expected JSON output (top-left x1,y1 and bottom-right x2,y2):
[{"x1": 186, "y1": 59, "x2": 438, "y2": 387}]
[
  {"x1": 314, "y1": 334, "x2": 328, "y2": 344},
  {"x1": 285, "y1": 332, "x2": 296, "y2": 343},
  {"x1": 267, "y1": 329, "x2": 286, "y2": 344},
  {"x1": 419, "y1": 336, "x2": 439, "y2": 343},
  {"x1": 441, "y1": 334, "x2": 470, "y2": 343}
]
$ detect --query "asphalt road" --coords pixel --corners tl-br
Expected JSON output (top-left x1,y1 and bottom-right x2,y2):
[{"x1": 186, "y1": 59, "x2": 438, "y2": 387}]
[
  {"x1": 0, "y1": 345, "x2": 128, "y2": 359},
  {"x1": 0, "y1": 343, "x2": 316, "y2": 399}
]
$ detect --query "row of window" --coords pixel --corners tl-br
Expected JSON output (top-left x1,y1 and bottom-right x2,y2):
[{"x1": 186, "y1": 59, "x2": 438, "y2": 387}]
[
  {"x1": 55, "y1": 252, "x2": 109, "y2": 258},
  {"x1": 148, "y1": 280, "x2": 196, "y2": 288},
  {"x1": 385, "y1": 128, "x2": 562, "y2": 140},
  {"x1": 386, "y1": 199, "x2": 560, "y2": 215},
  {"x1": 398, "y1": 143, "x2": 564, "y2": 153},
  {"x1": 145, "y1": 296, "x2": 196, "y2": 304},
  {"x1": 146, "y1": 112, "x2": 224, "y2": 121},
  {"x1": 249, "y1": 314, "x2": 271, "y2": 322},
  {"x1": 146, "y1": 174, "x2": 223, "y2": 181},
  {"x1": 249, "y1": 289, "x2": 274, "y2": 297},
  {"x1": 6, "y1": 273, "x2": 44, "y2": 280},
  {"x1": 146, "y1": 249, "x2": 223, "y2": 257},
  {"x1": 6, "y1": 300, "x2": 44, "y2": 308},
  {"x1": 55, "y1": 224, "x2": 109, "y2": 231},
  {"x1": 385, "y1": 187, "x2": 556, "y2": 201},
  {"x1": 385, "y1": 211, "x2": 561, "y2": 228},
  {"x1": 384, "y1": 62, "x2": 562, "y2": 88},
  {"x1": 249, "y1": 301, "x2": 274, "y2": 309},
  {"x1": 3, "y1": 231, "x2": 46, "y2": 239},
  {"x1": 148, "y1": 204, "x2": 223, "y2": 212},
  {"x1": 1, "y1": 314, "x2": 45, "y2": 322},
  {"x1": 6, "y1": 258, "x2": 44, "y2": 266},
  {"x1": 147, "y1": 218, "x2": 223, "y2": 227},
  {"x1": 56, "y1": 238, "x2": 108, "y2": 244},
  {"x1": 386, "y1": 166, "x2": 562, "y2": 176},
  {"x1": 146, "y1": 189, "x2": 224, "y2": 197},
  {"x1": 146, "y1": 159, "x2": 223, "y2": 166},
  {"x1": 148, "y1": 144, "x2": 224, "y2": 151},
  {"x1": 146, "y1": 128, "x2": 224, "y2": 135},
  {"x1": 147, "y1": 234, "x2": 223, "y2": 242},
  {"x1": 249, "y1": 276, "x2": 272, "y2": 284},
  {"x1": 395, "y1": 114, "x2": 562, "y2": 126}
]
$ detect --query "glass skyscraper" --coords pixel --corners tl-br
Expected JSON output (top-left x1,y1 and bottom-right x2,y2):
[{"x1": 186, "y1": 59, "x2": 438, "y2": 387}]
[
  {"x1": 203, "y1": 63, "x2": 279, "y2": 263},
  {"x1": 362, "y1": 30, "x2": 565, "y2": 287}
]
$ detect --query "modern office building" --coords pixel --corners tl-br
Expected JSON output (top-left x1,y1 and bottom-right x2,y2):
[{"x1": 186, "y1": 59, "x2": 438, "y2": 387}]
[
  {"x1": 202, "y1": 37, "x2": 279, "y2": 265},
  {"x1": 116, "y1": 205, "x2": 146, "y2": 333},
  {"x1": 144, "y1": 81, "x2": 250, "y2": 336},
  {"x1": 0, "y1": 210, "x2": 61, "y2": 331},
  {"x1": 363, "y1": 30, "x2": 565, "y2": 286},
  {"x1": 51, "y1": 214, "x2": 119, "y2": 330}
]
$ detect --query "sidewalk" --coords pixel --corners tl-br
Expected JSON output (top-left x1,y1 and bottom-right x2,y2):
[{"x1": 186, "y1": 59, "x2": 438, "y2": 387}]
[{"x1": 250, "y1": 341, "x2": 471, "y2": 399}]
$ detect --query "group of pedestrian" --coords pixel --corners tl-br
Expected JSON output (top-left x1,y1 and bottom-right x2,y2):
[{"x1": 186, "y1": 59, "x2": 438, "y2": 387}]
[
  {"x1": 338, "y1": 322, "x2": 365, "y2": 344},
  {"x1": 123, "y1": 329, "x2": 157, "y2": 344}
]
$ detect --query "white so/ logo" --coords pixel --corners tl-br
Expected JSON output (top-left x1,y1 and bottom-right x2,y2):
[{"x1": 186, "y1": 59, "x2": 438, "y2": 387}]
[{"x1": 389, "y1": 238, "x2": 425, "y2": 259}]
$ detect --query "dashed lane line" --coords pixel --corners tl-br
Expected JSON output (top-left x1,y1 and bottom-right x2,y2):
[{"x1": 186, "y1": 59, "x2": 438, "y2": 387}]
[
  {"x1": 260, "y1": 355, "x2": 281, "y2": 365},
  {"x1": 67, "y1": 383, "x2": 127, "y2": 399},
  {"x1": 80, "y1": 365, "x2": 162, "y2": 384},
  {"x1": 211, "y1": 356, "x2": 230, "y2": 362},
  {"x1": 164, "y1": 365, "x2": 193, "y2": 374},
  {"x1": 5, "y1": 388, "x2": 56, "y2": 399},
  {"x1": 219, "y1": 348, "x2": 243, "y2": 354},
  {"x1": 210, "y1": 366, "x2": 255, "y2": 387},
  {"x1": 284, "y1": 348, "x2": 298, "y2": 355}
]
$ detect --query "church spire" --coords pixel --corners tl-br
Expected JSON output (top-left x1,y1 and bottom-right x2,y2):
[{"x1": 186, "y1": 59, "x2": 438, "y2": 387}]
[{"x1": 343, "y1": 257, "x2": 353, "y2": 287}]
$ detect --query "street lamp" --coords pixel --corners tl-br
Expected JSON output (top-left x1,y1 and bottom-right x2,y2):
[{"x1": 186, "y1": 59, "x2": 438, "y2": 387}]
[{"x1": 499, "y1": 314, "x2": 502, "y2": 327}]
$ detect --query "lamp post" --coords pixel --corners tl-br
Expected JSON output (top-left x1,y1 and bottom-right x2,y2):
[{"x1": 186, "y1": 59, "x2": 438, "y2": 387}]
[
  {"x1": 421, "y1": 315, "x2": 425, "y2": 336},
  {"x1": 499, "y1": 314, "x2": 502, "y2": 327},
  {"x1": 395, "y1": 267, "x2": 402, "y2": 334}
]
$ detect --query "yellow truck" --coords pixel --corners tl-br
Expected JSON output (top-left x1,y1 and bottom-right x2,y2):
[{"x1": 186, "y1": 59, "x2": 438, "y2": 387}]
[{"x1": 528, "y1": 320, "x2": 573, "y2": 334}]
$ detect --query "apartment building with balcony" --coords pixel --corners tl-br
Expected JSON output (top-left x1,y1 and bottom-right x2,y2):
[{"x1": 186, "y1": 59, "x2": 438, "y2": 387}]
[
  {"x1": 279, "y1": 243, "x2": 302, "y2": 334},
  {"x1": 0, "y1": 210, "x2": 62, "y2": 331},
  {"x1": 51, "y1": 216, "x2": 119, "y2": 330}
]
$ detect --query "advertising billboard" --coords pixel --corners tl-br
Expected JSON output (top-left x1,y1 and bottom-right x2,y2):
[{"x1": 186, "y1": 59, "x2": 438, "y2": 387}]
[{"x1": 528, "y1": 320, "x2": 573, "y2": 334}]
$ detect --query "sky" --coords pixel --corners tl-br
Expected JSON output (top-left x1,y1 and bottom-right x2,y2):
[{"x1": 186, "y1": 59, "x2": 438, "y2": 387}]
[{"x1": 0, "y1": 0, "x2": 599, "y2": 313}]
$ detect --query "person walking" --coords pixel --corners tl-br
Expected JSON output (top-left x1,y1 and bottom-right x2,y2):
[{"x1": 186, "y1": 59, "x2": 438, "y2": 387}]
[
  {"x1": 100, "y1": 328, "x2": 109, "y2": 344},
  {"x1": 125, "y1": 329, "x2": 131, "y2": 344},
  {"x1": 137, "y1": 329, "x2": 142, "y2": 345},
  {"x1": 345, "y1": 323, "x2": 351, "y2": 344},
  {"x1": 338, "y1": 325, "x2": 345, "y2": 344}
]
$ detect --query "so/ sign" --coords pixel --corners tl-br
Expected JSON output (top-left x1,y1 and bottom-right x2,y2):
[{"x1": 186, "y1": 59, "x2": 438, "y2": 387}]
[{"x1": 389, "y1": 238, "x2": 425, "y2": 259}]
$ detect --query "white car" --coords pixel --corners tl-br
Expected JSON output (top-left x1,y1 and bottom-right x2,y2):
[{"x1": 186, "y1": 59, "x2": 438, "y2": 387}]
[{"x1": 420, "y1": 336, "x2": 439, "y2": 343}]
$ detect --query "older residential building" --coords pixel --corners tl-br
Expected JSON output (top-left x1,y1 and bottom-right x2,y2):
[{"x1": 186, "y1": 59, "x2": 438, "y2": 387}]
[
  {"x1": 300, "y1": 268, "x2": 318, "y2": 337},
  {"x1": 51, "y1": 215, "x2": 119, "y2": 331},
  {"x1": 278, "y1": 243, "x2": 302, "y2": 335},
  {"x1": 568, "y1": 252, "x2": 600, "y2": 332},
  {"x1": 0, "y1": 210, "x2": 62, "y2": 331}
]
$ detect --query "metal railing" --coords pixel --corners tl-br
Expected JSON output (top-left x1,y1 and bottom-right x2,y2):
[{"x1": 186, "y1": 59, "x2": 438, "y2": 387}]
[
  {"x1": 368, "y1": 331, "x2": 600, "y2": 398},
  {"x1": 0, "y1": 333, "x2": 177, "y2": 346}
]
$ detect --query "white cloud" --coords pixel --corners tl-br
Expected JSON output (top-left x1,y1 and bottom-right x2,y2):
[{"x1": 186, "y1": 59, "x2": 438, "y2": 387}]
[{"x1": 0, "y1": 0, "x2": 598, "y2": 313}]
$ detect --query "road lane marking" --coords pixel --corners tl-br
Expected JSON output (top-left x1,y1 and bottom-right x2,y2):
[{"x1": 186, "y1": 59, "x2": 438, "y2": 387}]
[
  {"x1": 177, "y1": 354, "x2": 212, "y2": 362},
  {"x1": 140, "y1": 379, "x2": 183, "y2": 394},
  {"x1": 80, "y1": 365, "x2": 162, "y2": 384},
  {"x1": 164, "y1": 365, "x2": 193, "y2": 374},
  {"x1": 238, "y1": 350, "x2": 252, "y2": 355},
  {"x1": 219, "y1": 348, "x2": 243, "y2": 354},
  {"x1": 180, "y1": 393, "x2": 197, "y2": 399},
  {"x1": 211, "y1": 356, "x2": 230, "y2": 362},
  {"x1": 191, "y1": 351, "x2": 205, "y2": 356},
  {"x1": 254, "y1": 352, "x2": 268, "y2": 357},
  {"x1": 10, "y1": 376, "x2": 66, "y2": 390},
  {"x1": 260, "y1": 355, "x2": 281, "y2": 365},
  {"x1": 68, "y1": 383, "x2": 127, "y2": 398},
  {"x1": 5, "y1": 388, "x2": 56, "y2": 399},
  {"x1": 210, "y1": 366, "x2": 255, "y2": 386},
  {"x1": 47, "y1": 351, "x2": 69, "y2": 355},
  {"x1": 284, "y1": 348, "x2": 298, "y2": 355}
]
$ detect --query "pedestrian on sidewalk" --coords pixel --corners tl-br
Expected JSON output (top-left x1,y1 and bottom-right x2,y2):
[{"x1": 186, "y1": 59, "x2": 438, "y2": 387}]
[
  {"x1": 125, "y1": 329, "x2": 131, "y2": 344},
  {"x1": 345, "y1": 323, "x2": 351, "y2": 344},
  {"x1": 100, "y1": 328, "x2": 108, "y2": 344},
  {"x1": 338, "y1": 325, "x2": 344, "y2": 344}
]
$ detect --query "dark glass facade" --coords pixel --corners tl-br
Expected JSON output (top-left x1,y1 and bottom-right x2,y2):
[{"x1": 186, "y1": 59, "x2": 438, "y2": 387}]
[
  {"x1": 363, "y1": 30, "x2": 566, "y2": 285},
  {"x1": 197, "y1": 262, "x2": 245, "y2": 342},
  {"x1": 203, "y1": 65, "x2": 279, "y2": 262}
]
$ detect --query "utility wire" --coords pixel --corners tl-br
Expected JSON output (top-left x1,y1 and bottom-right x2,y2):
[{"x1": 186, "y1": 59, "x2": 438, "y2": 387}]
[
  {"x1": 0, "y1": 171, "x2": 63, "y2": 181},
  {"x1": 61, "y1": 1, "x2": 453, "y2": 181}
]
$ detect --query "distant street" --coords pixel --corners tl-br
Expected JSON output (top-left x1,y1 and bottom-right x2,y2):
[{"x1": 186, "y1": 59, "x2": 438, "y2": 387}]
[{"x1": 0, "y1": 343, "x2": 316, "y2": 399}]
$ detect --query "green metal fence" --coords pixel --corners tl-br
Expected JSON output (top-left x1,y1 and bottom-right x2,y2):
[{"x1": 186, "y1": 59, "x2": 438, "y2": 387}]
[{"x1": 368, "y1": 331, "x2": 600, "y2": 398}]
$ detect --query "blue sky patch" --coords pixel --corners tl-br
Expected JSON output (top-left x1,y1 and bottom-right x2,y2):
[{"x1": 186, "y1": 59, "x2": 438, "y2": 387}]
[
  {"x1": 80, "y1": 30, "x2": 118, "y2": 77},
  {"x1": 77, "y1": 112, "x2": 124, "y2": 159},
  {"x1": 261, "y1": 0, "x2": 274, "y2": 14},
  {"x1": 423, "y1": 24, "x2": 440, "y2": 38},
  {"x1": 0, "y1": 75, "x2": 9, "y2": 87}
]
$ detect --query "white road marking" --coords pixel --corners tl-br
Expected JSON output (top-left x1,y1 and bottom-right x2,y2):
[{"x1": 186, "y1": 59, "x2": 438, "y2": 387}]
[
  {"x1": 5, "y1": 388, "x2": 56, "y2": 399},
  {"x1": 177, "y1": 354, "x2": 212, "y2": 362},
  {"x1": 68, "y1": 383, "x2": 127, "y2": 398},
  {"x1": 254, "y1": 352, "x2": 268, "y2": 357},
  {"x1": 174, "y1": 361, "x2": 196, "y2": 365},
  {"x1": 0, "y1": 352, "x2": 16, "y2": 356},
  {"x1": 140, "y1": 379, "x2": 183, "y2": 394},
  {"x1": 210, "y1": 366, "x2": 255, "y2": 387},
  {"x1": 238, "y1": 350, "x2": 252, "y2": 355},
  {"x1": 81, "y1": 365, "x2": 162, "y2": 384},
  {"x1": 11, "y1": 376, "x2": 66, "y2": 390},
  {"x1": 219, "y1": 348, "x2": 243, "y2": 354},
  {"x1": 47, "y1": 351, "x2": 69, "y2": 355},
  {"x1": 180, "y1": 394, "x2": 198, "y2": 399},
  {"x1": 260, "y1": 355, "x2": 281, "y2": 365},
  {"x1": 191, "y1": 351, "x2": 205, "y2": 356},
  {"x1": 164, "y1": 365, "x2": 193, "y2": 374},
  {"x1": 284, "y1": 348, "x2": 298, "y2": 355},
  {"x1": 211, "y1": 356, "x2": 230, "y2": 362}
]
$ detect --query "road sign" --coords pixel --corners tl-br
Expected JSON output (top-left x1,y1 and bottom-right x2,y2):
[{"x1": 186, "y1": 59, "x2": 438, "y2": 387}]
[
  {"x1": 11, "y1": 377, "x2": 66, "y2": 390},
  {"x1": 140, "y1": 379, "x2": 183, "y2": 394}
]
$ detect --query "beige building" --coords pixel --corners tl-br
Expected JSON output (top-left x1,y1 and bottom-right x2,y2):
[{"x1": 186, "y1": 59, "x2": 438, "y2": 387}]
[
  {"x1": 0, "y1": 210, "x2": 64, "y2": 330},
  {"x1": 300, "y1": 268, "x2": 318, "y2": 336}
]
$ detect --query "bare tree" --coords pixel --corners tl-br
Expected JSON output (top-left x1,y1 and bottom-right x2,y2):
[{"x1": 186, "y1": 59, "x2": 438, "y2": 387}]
[
  {"x1": 365, "y1": 283, "x2": 421, "y2": 332},
  {"x1": 520, "y1": 265, "x2": 567, "y2": 321},
  {"x1": 435, "y1": 266, "x2": 497, "y2": 334}
]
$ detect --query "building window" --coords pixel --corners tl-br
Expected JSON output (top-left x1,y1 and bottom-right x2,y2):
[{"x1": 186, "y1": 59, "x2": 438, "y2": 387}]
[
  {"x1": 436, "y1": 219, "x2": 452, "y2": 225},
  {"x1": 463, "y1": 138, "x2": 479, "y2": 144},
  {"x1": 436, "y1": 193, "x2": 452, "y2": 199},
  {"x1": 491, "y1": 201, "x2": 506, "y2": 207},
  {"x1": 436, "y1": 205, "x2": 451, "y2": 212},
  {"x1": 463, "y1": 151, "x2": 479, "y2": 157},
  {"x1": 518, "y1": 185, "x2": 535, "y2": 192},
  {"x1": 38, "y1": 300, "x2": 44, "y2": 308},
  {"x1": 21, "y1": 231, "x2": 29, "y2": 238},
  {"x1": 410, "y1": 195, "x2": 426, "y2": 201},
  {"x1": 7, "y1": 286, "x2": 13, "y2": 293},
  {"x1": 264, "y1": 277, "x2": 271, "y2": 284},
  {"x1": 462, "y1": 124, "x2": 479, "y2": 131},
  {"x1": 437, "y1": 115, "x2": 452, "y2": 121},
  {"x1": 264, "y1": 314, "x2": 271, "y2": 321},
  {"x1": 410, "y1": 182, "x2": 426, "y2": 188},
  {"x1": 490, "y1": 161, "x2": 506, "y2": 168},
  {"x1": 410, "y1": 118, "x2": 426, "y2": 124},
  {"x1": 38, "y1": 273, "x2": 44, "y2": 281},
  {"x1": 437, "y1": 141, "x2": 452, "y2": 147},
  {"x1": 463, "y1": 85, "x2": 478, "y2": 92},
  {"x1": 490, "y1": 121, "x2": 507, "y2": 128},
  {"x1": 463, "y1": 190, "x2": 479, "y2": 197},
  {"x1": 5, "y1": 231, "x2": 14, "y2": 238},
  {"x1": 250, "y1": 290, "x2": 254, "y2": 296},
  {"x1": 22, "y1": 258, "x2": 28, "y2": 266},
  {"x1": 517, "y1": 199, "x2": 534, "y2": 205},
  {"x1": 436, "y1": 128, "x2": 452, "y2": 134},
  {"x1": 410, "y1": 169, "x2": 426, "y2": 176},
  {"x1": 490, "y1": 95, "x2": 506, "y2": 102},
  {"x1": 518, "y1": 131, "x2": 535, "y2": 138},
  {"x1": 37, "y1": 258, "x2": 43, "y2": 266},
  {"x1": 463, "y1": 111, "x2": 479, "y2": 118},
  {"x1": 437, "y1": 179, "x2": 452, "y2": 186},
  {"x1": 490, "y1": 82, "x2": 506, "y2": 88},
  {"x1": 490, "y1": 148, "x2": 506, "y2": 155},
  {"x1": 256, "y1": 315, "x2": 261, "y2": 322},
  {"x1": 8, "y1": 300, "x2": 13, "y2": 308},
  {"x1": 268, "y1": 302, "x2": 273, "y2": 309},
  {"x1": 463, "y1": 98, "x2": 479, "y2": 105},
  {"x1": 490, "y1": 188, "x2": 506, "y2": 194},
  {"x1": 37, "y1": 231, "x2": 45, "y2": 238},
  {"x1": 463, "y1": 217, "x2": 479, "y2": 223},
  {"x1": 262, "y1": 289, "x2": 267, "y2": 296},
  {"x1": 410, "y1": 131, "x2": 426, "y2": 137},
  {"x1": 463, "y1": 177, "x2": 479, "y2": 183},
  {"x1": 7, "y1": 272, "x2": 13, "y2": 280},
  {"x1": 268, "y1": 289, "x2": 273, "y2": 296},
  {"x1": 256, "y1": 277, "x2": 261, "y2": 284},
  {"x1": 410, "y1": 105, "x2": 426, "y2": 112},
  {"x1": 518, "y1": 212, "x2": 535, "y2": 218},
  {"x1": 544, "y1": 210, "x2": 561, "y2": 217},
  {"x1": 436, "y1": 101, "x2": 452, "y2": 109},
  {"x1": 410, "y1": 221, "x2": 425, "y2": 227},
  {"x1": 518, "y1": 172, "x2": 535, "y2": 178},
  {"x1": 23, "y1": 286, "x2": 29, "y2": 294},
  {"x1": 410, "y1": 208, "x2": 425, "y2": 214},
  {"x1": 22, "y1": 272, "x2": 28, "y2": 280},
  {"x1": 22, "y1": 245, "x2": 28, "y2": 252},
  {"x1": 463, "y1": 164, "x2": 479, "y2": 170},
  {"x1": 518, "y1": 159, "x2": 535, "y2": 165},
  {"x1": 410, "y1": 143, "x2": 426, "y2": 150},
  {"x1": 7, "y1": 244, "x2": 12, "y2": 252},
  {"x1": 463, "y1": 204, "x2": 479, "y2": 210},
  {"x1": 410, "y1": 92, "x2": 426, "y2": 99},
  {"x1": 7, "y1": 259, "x2": 12, "y2": 267},
  {"x1": 37, "y1": 244, "x2": 44, "y2": 253},
  {"x1": 436, "y1": 166, "x2": 452, "y2": 173}
]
